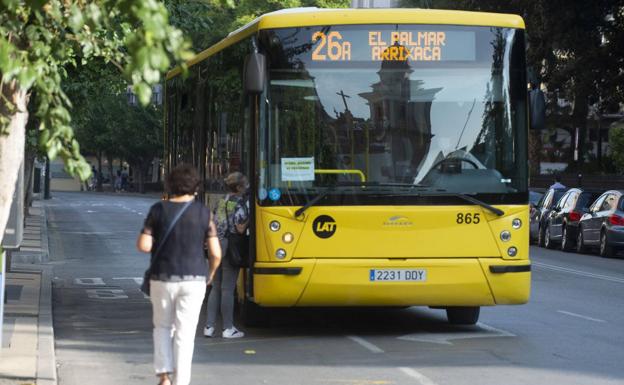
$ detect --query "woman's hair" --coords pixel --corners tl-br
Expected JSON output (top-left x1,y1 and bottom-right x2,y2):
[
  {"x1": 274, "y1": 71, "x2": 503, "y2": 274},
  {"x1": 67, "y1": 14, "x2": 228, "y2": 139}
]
[
  {"x1": 166, "y1": 164, "x2": 200, "y2": 196},
  {"x1": 224, "y1": 172, "x2": 247, "y2": 193}
]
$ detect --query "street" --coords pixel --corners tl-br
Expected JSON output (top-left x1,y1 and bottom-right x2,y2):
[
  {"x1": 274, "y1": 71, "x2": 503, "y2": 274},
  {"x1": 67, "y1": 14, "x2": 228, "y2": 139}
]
[{"x1": 48, "y1": 192, "x2": 624, "y2": 385}]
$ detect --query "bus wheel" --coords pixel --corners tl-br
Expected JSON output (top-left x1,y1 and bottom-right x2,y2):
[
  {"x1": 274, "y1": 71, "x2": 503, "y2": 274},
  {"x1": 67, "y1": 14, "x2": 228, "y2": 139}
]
[
  {"x1": 446, "y1": 307, "x2": 480, "y2": 325},
  {"x1": 241, "y1": 297, "x2": 269, "y2": 327}
]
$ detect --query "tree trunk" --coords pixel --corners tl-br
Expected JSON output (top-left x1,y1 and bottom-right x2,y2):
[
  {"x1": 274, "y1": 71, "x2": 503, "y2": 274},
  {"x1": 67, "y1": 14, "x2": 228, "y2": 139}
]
[
  {"x1": 106, "y1": 153, "x2": 115, "y2": 192},
  {"x1": 0, "y1": 81, "x2": 29, "y2": 242},
  {"x1": 23, "y1": 150, "x2": 36, "y2": 218},
  {"x1": 97, "y1": 151, "x2": 104, "y2": 192},
  {"x1": 130, "y1": 161, "x2": 149, "y2": 194}
]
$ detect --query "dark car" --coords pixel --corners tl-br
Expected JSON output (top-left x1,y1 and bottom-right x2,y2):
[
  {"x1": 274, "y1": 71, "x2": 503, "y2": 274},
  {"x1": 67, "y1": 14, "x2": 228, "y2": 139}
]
[
  {"x1": 542, "y1": 188, "x2": 603, "y2": 251},
  {"x1": 577, "y1": 190, "x2": 624, "y2": 257},
  {"x1": 531, "y1": 187, "x2": 567, "y2": 246},
  {"x1": 529, "y1": 189, "x2": 544, "y2": 207}
]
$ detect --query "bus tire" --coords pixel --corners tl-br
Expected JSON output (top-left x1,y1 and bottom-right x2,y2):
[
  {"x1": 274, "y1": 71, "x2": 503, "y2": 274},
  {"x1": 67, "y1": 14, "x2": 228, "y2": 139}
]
[
  {"x1": 241, "y1": 297, "x2": 269, "y2": 327},
  {"x1": 446, "y1": 306, "x2": 480, "y2": 325}
]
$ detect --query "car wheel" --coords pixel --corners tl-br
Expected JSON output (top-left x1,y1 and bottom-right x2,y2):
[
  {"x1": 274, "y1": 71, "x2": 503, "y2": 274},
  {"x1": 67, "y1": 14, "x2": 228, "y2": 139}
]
[
  {"x1": 561, "y1": 225, "x2": 572, "y2": 251},
  {"x1": 599, "y1": 230, "x2": 615, "y2": 258},
  {"x1": 446, "y1": 307, "x2": 480, "y2": 325},
  {"x1": 576, "y1": 227, "x2": 587, "y2": 254},
  {"x1": 538, "y1": 225, "x2": 545, "y2": 247},
  {"x1": 544, "y1": 225, "x2": 554, "y2": 249}
]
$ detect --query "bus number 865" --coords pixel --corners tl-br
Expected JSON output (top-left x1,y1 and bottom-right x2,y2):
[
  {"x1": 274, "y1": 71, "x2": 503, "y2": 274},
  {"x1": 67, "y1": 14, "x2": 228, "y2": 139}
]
[{"x1": 457, "y1": 213, "x2": 480, "y2": 224}]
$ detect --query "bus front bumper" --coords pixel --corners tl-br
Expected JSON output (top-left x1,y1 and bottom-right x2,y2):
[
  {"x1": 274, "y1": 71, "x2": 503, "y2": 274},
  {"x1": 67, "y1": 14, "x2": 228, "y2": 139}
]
[{"x1": 252, "y1": 258, "x2": 531, "y2": 307}]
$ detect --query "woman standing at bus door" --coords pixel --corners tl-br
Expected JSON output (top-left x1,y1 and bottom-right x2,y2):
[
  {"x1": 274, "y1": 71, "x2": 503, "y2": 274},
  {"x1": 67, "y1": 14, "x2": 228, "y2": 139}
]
[
  {"x1": 204, "y1": 172, "x2": 249, "y2": 339},
  {"x1": 137, "y1": 164, "x2": 221, "y2": 385}
]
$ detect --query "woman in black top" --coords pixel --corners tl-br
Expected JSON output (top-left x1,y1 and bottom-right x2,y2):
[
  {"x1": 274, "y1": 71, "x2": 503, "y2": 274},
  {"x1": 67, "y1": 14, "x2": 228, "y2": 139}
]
[{"x1": 137, "y1": 164, "x2": 221, "y2": 385}]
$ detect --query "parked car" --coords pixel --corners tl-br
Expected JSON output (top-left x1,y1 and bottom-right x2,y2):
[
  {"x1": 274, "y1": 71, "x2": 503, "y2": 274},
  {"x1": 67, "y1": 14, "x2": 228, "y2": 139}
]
[
  {"x1": 531, "y1": 187, "x2": 567, "y2": 246},
  {"x1": 529, "y1": 189, "x2": 544, "y2": 207},
  {"x1": 577, "y1": 190, "x2": 624, "y2": 257},
  {"x1": 542, "y1": 188, "x2": 603, "y2": 251}
]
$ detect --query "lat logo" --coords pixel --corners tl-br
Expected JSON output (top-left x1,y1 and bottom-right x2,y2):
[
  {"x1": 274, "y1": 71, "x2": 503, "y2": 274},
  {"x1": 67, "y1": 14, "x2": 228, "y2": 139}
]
[{"x1": 312, "y1": 215, "x2": 337, "y2": 238}]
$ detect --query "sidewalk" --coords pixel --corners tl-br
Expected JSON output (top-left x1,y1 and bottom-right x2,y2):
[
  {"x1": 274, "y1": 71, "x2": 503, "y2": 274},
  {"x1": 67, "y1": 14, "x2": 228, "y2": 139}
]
[{"x1": 1, "y1": 200, "x2": 56, "y2": 385}]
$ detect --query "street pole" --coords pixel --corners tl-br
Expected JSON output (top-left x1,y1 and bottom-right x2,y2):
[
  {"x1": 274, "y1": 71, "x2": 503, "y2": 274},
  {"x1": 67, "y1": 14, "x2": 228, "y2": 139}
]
[
  {"x1": 44, "y1": 156, "x2": 51, "y2": 199},
  {"x1": 574, "y1": 126, "x2": 582, "y2": 187}
]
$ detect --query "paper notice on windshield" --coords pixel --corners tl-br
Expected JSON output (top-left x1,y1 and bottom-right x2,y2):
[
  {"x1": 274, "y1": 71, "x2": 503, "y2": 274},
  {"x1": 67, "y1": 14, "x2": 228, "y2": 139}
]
[{"x1": 281, "y1": 157, "x2": 315, "y2": 181}]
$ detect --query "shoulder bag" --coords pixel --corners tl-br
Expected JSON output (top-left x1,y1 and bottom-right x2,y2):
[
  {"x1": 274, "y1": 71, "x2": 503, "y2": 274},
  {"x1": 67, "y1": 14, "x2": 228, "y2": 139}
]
[
  {"x1": 141, "y1": 200, "x2": 193, "y2": 296},
  {"x1": 224, "y1": 198, "x2": 250, "y2": 268}
]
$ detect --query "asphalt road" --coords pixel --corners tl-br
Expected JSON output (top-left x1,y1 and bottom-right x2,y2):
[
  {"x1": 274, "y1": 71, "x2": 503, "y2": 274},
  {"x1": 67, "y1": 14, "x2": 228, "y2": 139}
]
[{"x1": 48, "y1": 192, "x2": 624, "y2": 385}]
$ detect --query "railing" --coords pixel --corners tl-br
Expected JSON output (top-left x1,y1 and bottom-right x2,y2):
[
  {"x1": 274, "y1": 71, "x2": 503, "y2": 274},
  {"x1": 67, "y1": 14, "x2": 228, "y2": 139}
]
[{"x1": 314, "y1": 169, "x2": 366, "y2": 182}]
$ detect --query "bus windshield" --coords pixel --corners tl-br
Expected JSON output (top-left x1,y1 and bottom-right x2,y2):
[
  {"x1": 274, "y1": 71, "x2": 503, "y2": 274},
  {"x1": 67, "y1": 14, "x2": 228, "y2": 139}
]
[{"x1": 258, "y1": 25, "x2": 527, "y2": 206}]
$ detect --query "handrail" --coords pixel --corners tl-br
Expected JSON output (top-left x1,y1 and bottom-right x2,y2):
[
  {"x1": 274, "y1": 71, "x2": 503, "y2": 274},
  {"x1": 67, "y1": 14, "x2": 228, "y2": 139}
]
[{"x1": 314, "y1": 169, "x2": 366, "y2": 182}]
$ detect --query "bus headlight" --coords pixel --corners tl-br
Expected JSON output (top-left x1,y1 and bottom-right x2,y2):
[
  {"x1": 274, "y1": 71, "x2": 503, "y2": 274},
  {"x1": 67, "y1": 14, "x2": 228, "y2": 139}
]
[
  {"x1": 500, "y1": 230, "x2": 511, "y2": 242},
  {"x1": 269, "y1": 221, "x2": 281, "y2": 232},
  {"x1": 282, "y1": 232, "x2": 294, "y2": 244},
  {"x1": 512, "y1": 218, "x2": 522, "y2": 229},
  {"x1": 276, "y1": 248, "x2": 287, "y2": 259},
  {"x1": 507, "y1": 247, "x2": 518, "y2": 257}
]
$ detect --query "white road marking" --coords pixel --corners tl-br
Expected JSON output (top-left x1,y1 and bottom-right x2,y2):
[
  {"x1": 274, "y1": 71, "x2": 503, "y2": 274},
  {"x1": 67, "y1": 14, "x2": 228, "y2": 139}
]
[
  {"x1": 533, "y1": 261, "x2": 624, "y2": 284},
  {"x1": 557, "y1": 310, "x2": 606, "y2": 323},
  {"x1": 398, "y1": 367, "x2": 439, "y2": 385},
  {"x1": 397, "y1": 322, "x2": 515, "y2": 345},
  {"x1": 74, "y1": 278, "x2": 106, "y2": 286},
  {"x1": 346, "y1": 335, "x2": 385, "y2": 353},
  {"x1": 86, "y1": 289, "x2": 128, "y2": 299},
  {"x1": 112, "y1": 277, "x2": 143, "y2": 285}
]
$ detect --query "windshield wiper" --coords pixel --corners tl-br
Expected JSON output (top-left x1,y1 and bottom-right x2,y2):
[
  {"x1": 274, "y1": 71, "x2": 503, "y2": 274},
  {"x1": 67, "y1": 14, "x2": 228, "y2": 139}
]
[
  {"x1": 294, "y1": 189, "x2": 331, "y2": 218},
  {"x1": 425, "y1": 192, "x2": 505, "y2": 216}
]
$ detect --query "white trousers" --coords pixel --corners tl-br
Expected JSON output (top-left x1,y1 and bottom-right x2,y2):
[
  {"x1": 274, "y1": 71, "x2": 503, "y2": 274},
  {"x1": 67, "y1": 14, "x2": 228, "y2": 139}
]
[{"x1": 150, "y1": 280, "x2": 206, "y2": 385}]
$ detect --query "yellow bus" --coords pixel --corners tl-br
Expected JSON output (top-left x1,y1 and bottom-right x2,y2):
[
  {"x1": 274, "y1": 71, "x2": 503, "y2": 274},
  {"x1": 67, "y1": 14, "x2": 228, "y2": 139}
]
[{"x1": 165, "y1": 7, "x2": 532, "y2": 325}]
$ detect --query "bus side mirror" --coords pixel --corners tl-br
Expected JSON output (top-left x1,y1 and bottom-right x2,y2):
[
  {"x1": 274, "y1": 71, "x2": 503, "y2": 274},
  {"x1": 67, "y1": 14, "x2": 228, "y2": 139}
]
[
  {"x1": 245, "y1": 52, "x2": 266, "y2": 94},
  {"x1": 529, "y1": 88, "x2": 546, "y2": 130}
]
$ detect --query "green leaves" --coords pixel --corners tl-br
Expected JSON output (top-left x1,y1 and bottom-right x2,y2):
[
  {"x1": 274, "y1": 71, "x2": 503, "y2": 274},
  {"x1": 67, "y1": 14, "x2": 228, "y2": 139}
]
[
  {"x1": 1, "y1": 0, "x2": 195, "y2": 180},
  {"x1": 609, "y1": 123, "x2": 624, "y2": 173},
  {"x1": 68, "y1": 4, "x2": 85, "y2": 33}
]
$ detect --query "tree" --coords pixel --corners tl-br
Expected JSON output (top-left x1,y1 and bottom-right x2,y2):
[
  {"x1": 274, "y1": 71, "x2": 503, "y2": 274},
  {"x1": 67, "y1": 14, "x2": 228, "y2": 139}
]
[
  {"x1": 119, "y1": 103, "x2": 162, "y2": 194},
  {"x1": 0, "y1": 1, "x2": 194, "y2": 242},
  {"x1": 65, "y1": 63, "x2": 126, "y2": 191},
  {"x1": 169, "y1": 0, "x2": 350, "y2": 51},
  {"x1": 401, "y1": 0, "x2": 624, "y2": 172},
  {"x1": 609, "y1": 122, "x2": 624, "y2": 174}
]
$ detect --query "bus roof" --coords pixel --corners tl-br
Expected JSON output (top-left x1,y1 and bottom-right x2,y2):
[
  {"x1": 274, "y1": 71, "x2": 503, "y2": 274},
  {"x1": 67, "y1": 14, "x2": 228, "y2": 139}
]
[{"x1": 166, "y1": 7, "x2": 525, "y2": 79}]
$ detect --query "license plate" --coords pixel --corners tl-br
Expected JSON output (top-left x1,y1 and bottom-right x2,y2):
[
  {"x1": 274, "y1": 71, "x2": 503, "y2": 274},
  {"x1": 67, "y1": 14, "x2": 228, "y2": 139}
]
[{"x1": 369, "y1": 269, "x2": 427, "y2": 282}]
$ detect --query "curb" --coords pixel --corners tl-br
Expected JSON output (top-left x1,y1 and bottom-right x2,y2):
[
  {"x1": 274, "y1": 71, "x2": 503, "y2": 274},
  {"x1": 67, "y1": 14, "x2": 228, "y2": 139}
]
[
  {"x1": 39, "y1": 204, "x2": 49, "y2": 263},
  {"x1": 38, "y1": 203, "x2": 56, "y2": 385},
  {"x1": 36, "y1": 265, "x2": 56, "y2": 385},
  {"x1": 15, "y1": 202, "x2": 57, "y2": 385}
]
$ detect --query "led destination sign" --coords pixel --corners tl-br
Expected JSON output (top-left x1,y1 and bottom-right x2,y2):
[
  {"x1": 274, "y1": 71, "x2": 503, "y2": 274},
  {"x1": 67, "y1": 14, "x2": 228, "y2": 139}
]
[{"x1": 310, "y1": 29, "x2": 476, "y2": 62}]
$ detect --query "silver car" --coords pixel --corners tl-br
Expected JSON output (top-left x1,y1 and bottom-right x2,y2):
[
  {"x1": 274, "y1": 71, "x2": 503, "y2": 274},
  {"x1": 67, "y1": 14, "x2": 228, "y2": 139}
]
[{"x1": 577, "y1": 190, "x2": 624, "y2": 257}]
